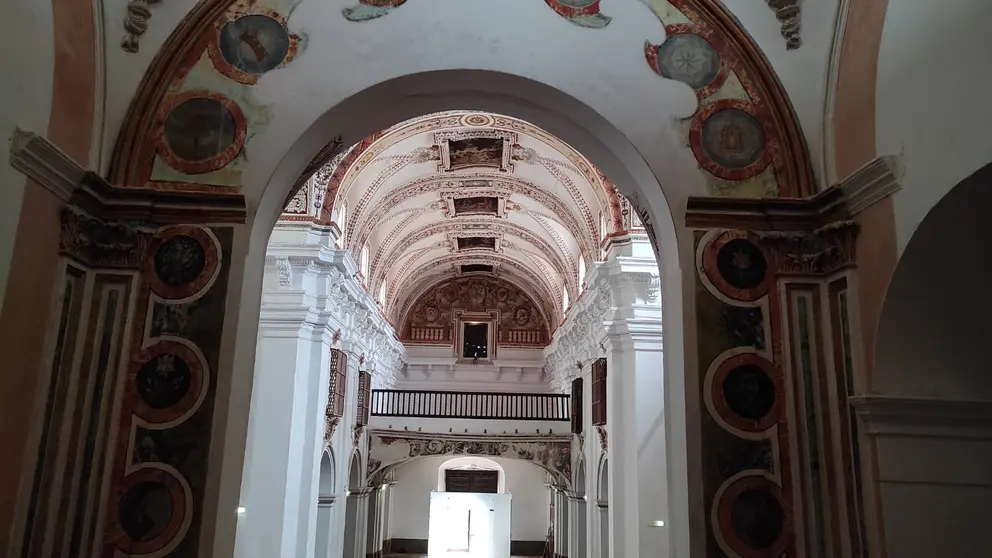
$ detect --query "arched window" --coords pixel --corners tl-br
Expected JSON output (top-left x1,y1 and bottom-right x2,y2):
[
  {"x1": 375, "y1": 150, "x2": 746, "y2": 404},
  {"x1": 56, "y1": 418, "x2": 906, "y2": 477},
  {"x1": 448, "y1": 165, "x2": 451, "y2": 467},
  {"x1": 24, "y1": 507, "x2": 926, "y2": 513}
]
[
  {"x1": 563, "y1": 285, "x2": 570, "y2": 313},
  {"x1": 378, "y1": 279, "x2": 387, "y2": 306},
  {"x1": 600, "y1": 211, "x2": 608, "y2": 240},
  {"x1": 336, "y1": 203, "x2": 347, "y2": 247},
  {"x1": 360, "y1": 243, "x2": 370, "y2": 285},
  {"x1": 578, "y1": 255, "x2": 586, "y2": 293}
]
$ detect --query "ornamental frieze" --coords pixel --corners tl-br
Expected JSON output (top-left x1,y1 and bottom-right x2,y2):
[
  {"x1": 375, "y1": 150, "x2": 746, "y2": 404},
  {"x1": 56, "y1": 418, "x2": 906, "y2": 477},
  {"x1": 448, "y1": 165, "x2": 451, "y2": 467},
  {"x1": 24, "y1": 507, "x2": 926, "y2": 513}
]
[
  {"x1": 757, "y1": 221, "x2": 859, "y2": 276},
  {"x1": 59, "y1": 208, "x2": 155, "y2": 269},
  {"x1": 370, "y1": 431, "x2": 572, "y2": 482}
]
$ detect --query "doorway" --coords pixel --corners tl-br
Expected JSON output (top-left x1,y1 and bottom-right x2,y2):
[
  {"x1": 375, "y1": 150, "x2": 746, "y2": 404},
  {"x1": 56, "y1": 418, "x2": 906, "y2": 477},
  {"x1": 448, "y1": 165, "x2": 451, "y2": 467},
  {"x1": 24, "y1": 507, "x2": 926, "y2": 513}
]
[{"x1": 427, "y1": 491, "x2": 511, "y2": 558}]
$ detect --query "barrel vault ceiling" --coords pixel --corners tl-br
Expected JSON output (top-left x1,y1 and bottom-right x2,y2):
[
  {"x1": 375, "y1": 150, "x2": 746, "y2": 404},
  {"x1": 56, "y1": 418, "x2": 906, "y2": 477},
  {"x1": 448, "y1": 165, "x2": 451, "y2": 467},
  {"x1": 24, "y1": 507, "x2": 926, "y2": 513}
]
[{"x1": 280, "y1": 111, "x2": 619, "y2": 329}]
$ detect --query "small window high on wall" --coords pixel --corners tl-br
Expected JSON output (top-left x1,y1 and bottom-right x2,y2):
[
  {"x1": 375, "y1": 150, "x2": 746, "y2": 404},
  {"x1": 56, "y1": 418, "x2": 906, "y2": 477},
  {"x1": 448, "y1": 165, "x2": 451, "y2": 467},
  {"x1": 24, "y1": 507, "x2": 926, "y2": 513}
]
[
  {"x1": 563, "y1": 286, "x2": 570, "y2": 313},
  {"x1": 360, "y1": 243, "x2": 370, "y2": 285},
  {"x1": 592, "y1": 357, "x2": 607, "y2": 426},
  {"x1": 327, "y1": 349, "x2": 347, "y2": 418},
  {"x1": 578, "y1": 255, "x2": 586, "y2": 293},
  {"x1": 336, "y1": 203, "x2": 347, "y2": 247},
  {"x1": 378, "y1": 280, "x2": 386, "y2": 306},
  {"x1": 356, "y1": 370, "x2": 371, "y2": 426},
  {"x1": 571, "y1": 377, "x2": 584, "y2": 434}
]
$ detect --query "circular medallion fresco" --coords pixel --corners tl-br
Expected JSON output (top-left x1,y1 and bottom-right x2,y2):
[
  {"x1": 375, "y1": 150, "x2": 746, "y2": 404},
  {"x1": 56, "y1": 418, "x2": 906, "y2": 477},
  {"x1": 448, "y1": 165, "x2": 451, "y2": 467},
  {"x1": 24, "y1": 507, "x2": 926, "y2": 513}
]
[
  {"x1": 722, "y1": 364, "x2": 776, "y2": 421},
  {"x1": 136, "y1": 354, "x2": 193, "y2": 410},
  {"x1": 119, "y1": 481, "x2": 175, "y2": 542},
  {"x1": 730, "y1": 488, "x2": 785, "y2": 550},
  {"x1": 700, "y1": 108, "x2": 766, "y2": 171},
  {"x1": 163, "y1": 97, "x2": 238, "y2": 163},
  {"x1": 716, "y1": 238, "x2": 767, "y2": 291},
  {"x1": 461, "y1": 114, "x2": 495, "y2": 127},
  {"x1": 514, "y1": 307, "x2": 530, "y2": 326},
  {"x1": 219, "y1": 15, "x2": 291, "y2": 75},
  {"x1": 656, "y1": 33, "x2": 721, "y2": 90},
  {"x1": 154, "y1": 235, "x2": 207, "y2": 287}
]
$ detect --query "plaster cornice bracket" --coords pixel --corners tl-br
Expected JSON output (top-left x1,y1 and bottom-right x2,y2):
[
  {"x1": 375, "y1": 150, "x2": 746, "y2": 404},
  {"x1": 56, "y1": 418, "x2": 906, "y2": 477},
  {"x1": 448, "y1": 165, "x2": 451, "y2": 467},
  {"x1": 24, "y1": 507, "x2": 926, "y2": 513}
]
[
  {"x1": 838, "y1": 155, "x2": 902, "y2": 215},
  {"x1": 9, "y1": 128, "x2": 84, "y2": 203},
  {"x1": 766, "y1": 0, "x2": 802, "y2": 50}
]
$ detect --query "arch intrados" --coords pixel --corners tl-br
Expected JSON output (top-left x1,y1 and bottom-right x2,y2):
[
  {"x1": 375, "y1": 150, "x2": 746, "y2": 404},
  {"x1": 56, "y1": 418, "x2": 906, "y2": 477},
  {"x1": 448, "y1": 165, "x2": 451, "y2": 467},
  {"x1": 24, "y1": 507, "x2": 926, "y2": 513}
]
[
  {"x1": 347, "y1": 452, "x2": 363, "y2": 490},
  {"x1": 597, "y1": 456, "x2": 609, "y2": 500},
  {"x1": 327, "y1": 111, "x2": 623, "y2": 239},
  {"x1": 319, "y1": 450, "x2": 335, "y2": 497},
  {"x1": 574, "y1": 458, "x2": 587, "y2": 496},
  {"x1": 252, "y1": 70, "x2": 680, "y2": 254},
  {"x1": 372, "y1": 219, "x2": 574, "y2": 288},
  {"x1": 351, "y1": 173, "x2": 595, "y2": 263}
]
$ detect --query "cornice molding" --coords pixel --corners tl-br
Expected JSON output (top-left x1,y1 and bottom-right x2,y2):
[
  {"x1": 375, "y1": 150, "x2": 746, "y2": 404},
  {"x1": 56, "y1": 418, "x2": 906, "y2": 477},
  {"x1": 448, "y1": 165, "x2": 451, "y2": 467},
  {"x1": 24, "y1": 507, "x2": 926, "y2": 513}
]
[
  {"x1": 10, "y1": 129, "x2": 247, "y2": 224},
  {"x1": 850, "y1": 395, "x2": 992, "y2": 440},
  {"x1": 684, "y1": 155, "x2": 900, "y2": 230}
]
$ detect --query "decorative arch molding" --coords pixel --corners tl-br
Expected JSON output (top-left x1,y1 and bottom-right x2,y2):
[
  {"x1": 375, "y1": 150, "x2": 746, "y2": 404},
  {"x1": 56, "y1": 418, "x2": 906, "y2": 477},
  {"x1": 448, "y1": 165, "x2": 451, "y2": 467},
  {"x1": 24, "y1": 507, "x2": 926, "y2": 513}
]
[
  {"x1": 107, "y1": 0, "x2": 813, "y2": 202},
  {"x1": 325, "y1": 112, "x2": 619, "y2": 241},
  {"x1": 393, "y1": 253, "x2": 562, "y2": 324},
  {"x1": 349, "y1": 173, "x2": 596, "y2": 261},
  {"x1": 371, "y1": 218, "x2": 576, "y2": 289},
  {"x1": 398, "y1": 275, "x2": 553, "y2": 346},
  {"x1": 368, "y1": 431, "x2": 572, "y2": 487}
]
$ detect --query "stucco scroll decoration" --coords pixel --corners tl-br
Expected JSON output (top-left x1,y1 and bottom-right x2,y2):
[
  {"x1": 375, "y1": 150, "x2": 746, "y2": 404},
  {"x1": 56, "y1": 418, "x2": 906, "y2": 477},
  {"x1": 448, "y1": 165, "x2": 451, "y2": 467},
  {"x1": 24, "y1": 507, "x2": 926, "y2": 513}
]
[
  {"x1": 596, "y1": 425, "x2": 608, "y2": 452},
  {"x1": 121, "y1": 0, "x2": 162, "y2": 53},
  {"x1": 765, "y1": 0, "x2": 803, "y2": 50}
]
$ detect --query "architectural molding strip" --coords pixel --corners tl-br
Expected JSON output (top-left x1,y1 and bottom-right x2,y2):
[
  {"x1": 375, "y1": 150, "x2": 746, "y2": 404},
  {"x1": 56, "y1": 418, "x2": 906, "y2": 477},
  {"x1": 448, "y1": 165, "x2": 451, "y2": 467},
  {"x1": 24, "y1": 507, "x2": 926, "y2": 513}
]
[
  {"x1": 10, "y1": 129, "x2": 247, "y2": 223},
  {"x1": 9, "y1": 128, "x2": 84, "y2": 202},
  {"x1": 850, "y1": 395, "x2": 992, "y2": 440},
  {"x1": 684, "y1": 155, "x2": 901, "y2": 230}
]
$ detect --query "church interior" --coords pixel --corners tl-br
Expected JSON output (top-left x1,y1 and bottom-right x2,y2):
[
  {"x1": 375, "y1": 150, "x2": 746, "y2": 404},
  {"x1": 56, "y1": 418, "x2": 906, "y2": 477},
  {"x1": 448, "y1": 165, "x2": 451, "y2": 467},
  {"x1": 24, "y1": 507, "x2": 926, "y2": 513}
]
[{"x1": 1, "y1": 0, "x2": 990, "y2": 557}]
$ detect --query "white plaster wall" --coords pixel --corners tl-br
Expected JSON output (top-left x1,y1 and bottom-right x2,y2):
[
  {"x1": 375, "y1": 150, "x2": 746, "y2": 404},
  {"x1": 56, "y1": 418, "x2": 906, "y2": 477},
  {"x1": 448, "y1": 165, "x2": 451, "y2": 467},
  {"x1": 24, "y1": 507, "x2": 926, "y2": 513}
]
[
  {"x1": 388, "y1": 455, "x2": 550, "y2": 542},
  {"x1": 0, "y1": 0, "x2": 54, "y2": 313},
  {"x1": 876, "y1": 0, "x2": 992, "y2": 254}
]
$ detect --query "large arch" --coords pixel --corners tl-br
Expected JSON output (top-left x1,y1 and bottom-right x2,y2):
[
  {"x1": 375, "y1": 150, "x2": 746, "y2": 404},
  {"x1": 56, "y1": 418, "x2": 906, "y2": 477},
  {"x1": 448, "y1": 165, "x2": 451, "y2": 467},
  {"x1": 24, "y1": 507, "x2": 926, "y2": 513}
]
[
  {"x1": 874, "y1": 160, "x2": 992, "y2": 398},
  {"x1": 207, "y1": 70, "x2": 694, "y2": 557}
]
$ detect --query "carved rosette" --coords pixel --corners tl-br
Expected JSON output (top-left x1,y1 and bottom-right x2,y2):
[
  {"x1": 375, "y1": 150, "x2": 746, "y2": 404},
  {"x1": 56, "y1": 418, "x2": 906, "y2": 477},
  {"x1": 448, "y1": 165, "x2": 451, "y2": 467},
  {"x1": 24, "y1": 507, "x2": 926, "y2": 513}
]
[{"x1": 757, "y1": 221, "x2": 859, "y2": 276}]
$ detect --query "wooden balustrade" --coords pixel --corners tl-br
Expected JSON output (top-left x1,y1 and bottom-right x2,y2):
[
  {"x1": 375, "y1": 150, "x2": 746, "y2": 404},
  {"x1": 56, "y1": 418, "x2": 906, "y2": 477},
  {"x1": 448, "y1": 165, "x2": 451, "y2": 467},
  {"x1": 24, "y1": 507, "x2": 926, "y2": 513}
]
[{"x1": 371, "y1": 389, "x2": 570, "y2": 421}]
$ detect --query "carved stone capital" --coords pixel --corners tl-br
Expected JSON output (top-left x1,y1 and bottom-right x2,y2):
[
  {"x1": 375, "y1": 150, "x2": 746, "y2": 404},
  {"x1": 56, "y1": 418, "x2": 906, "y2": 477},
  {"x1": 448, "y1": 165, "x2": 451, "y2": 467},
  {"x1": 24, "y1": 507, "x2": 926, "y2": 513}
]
[
  {"x1": 59, "y1": 208, "x2": 155, "y2": 269},
  {"x1": 757, "y1": 220, "x2": 860, "y2": 276}
]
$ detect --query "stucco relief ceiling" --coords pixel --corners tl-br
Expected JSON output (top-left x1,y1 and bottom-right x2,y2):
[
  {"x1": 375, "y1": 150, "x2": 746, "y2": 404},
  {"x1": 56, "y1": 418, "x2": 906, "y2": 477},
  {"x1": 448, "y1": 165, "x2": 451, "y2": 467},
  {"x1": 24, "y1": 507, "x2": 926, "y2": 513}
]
[{"x1": 281, "y1": 111, "x2": 619, "y2": 327}]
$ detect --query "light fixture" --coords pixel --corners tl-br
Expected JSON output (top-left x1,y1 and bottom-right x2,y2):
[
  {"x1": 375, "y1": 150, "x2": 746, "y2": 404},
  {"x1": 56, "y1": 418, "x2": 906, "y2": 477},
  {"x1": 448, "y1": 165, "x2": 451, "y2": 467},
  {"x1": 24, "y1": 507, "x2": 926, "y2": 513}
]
[
  {"x1": 237, "y1": 507, "x2": 246, "y2": 515},
  {"x1": 650, "y1": 520, "x2": 665, "y2": 528}
]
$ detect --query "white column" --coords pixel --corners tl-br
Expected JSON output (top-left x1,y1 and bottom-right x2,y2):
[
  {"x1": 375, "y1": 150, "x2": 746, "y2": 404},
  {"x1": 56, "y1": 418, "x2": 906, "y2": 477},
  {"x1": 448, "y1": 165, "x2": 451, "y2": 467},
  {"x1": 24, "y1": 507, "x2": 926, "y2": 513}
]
[
  {"x1": 567, "y1": 491, "x2": 587, "y2": 558},
  {"x1": 314, "y1": 495, "x2": 337, "y2": 558},
  {"x1": 235, "y1": 314, "x2": 327, "y2": 558},
  {"x1": 596, "y1": 501, "x2": 609, "y2": 558},
  {"x1": 604, "y1": 333, "x2": 640, "y2": 558}
]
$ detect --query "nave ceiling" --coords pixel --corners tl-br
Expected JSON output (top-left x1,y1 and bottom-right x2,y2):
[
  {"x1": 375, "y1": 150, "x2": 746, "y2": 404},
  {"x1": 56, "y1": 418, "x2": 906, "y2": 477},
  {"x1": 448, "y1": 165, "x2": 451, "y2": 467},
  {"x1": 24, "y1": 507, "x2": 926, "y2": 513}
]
[{"x1": 280, "y1": 111, "x2": 621, "y2": 330}]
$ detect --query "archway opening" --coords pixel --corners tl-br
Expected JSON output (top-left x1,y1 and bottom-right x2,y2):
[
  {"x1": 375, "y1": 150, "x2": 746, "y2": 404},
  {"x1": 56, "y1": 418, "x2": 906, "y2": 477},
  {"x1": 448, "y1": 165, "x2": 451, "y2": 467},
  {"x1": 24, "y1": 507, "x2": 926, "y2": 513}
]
[
  {"x1": 597, "y1": 457, "x2": 609, "y2": 558},
  {"x1": 315, "y1": 451, "x2": 335, "y2": 558},
  {"x1": 229, "y1": 71, "x2": 689, "y2": 558},
  {"x1": 871, "y1": 160, "x2": 992, "y2": 558}
]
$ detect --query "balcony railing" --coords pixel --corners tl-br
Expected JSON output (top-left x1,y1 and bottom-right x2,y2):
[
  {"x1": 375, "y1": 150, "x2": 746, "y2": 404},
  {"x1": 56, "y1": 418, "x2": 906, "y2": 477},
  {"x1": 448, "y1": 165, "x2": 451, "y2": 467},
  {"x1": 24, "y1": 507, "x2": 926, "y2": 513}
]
[{"x1": 370, "y1": 389, "x2": 570, "y2": 421}]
